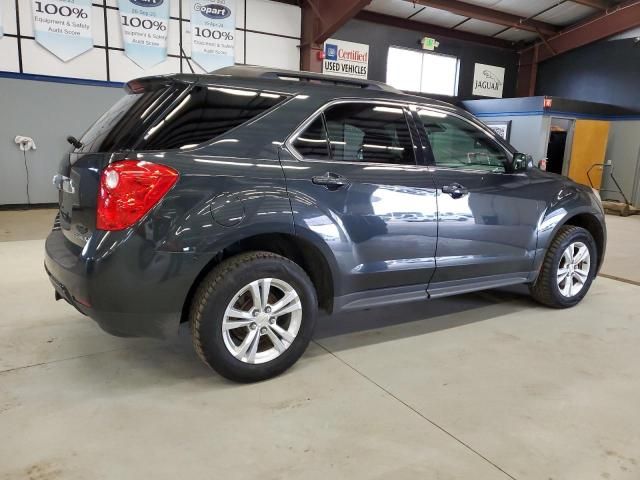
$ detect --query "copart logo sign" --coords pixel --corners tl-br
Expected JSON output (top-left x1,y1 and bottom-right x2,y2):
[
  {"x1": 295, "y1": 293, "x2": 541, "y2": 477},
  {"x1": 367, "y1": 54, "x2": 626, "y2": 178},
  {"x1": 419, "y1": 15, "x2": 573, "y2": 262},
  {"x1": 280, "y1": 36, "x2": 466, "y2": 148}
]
[{"x1": 195, "y1": 3, "x2": 232, "y2": 19}]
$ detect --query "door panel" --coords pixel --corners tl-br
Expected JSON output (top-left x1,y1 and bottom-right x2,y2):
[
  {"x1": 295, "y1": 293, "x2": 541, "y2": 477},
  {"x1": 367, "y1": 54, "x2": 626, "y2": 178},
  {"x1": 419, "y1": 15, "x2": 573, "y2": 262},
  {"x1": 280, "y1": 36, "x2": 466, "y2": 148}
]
[
  {"x1": 568, "y1": 120, "x2": 610, "y2": 189},
  {"x1": 414, "y1": 108, "x2": 539, "y2": 290},
  {"x1": 431, "y1": 169, "x2": 539, "y2": 288},
  {"x1": 281, "y1": 101, "x2": 438, "y2": 297}
]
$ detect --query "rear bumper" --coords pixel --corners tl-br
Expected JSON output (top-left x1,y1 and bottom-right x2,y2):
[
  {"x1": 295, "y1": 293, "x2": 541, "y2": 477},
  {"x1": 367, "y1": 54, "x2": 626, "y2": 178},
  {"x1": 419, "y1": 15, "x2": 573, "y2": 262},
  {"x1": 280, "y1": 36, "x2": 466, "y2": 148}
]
[{"x1": 44, "y1": 228, "x2": 205, "y2": 339}]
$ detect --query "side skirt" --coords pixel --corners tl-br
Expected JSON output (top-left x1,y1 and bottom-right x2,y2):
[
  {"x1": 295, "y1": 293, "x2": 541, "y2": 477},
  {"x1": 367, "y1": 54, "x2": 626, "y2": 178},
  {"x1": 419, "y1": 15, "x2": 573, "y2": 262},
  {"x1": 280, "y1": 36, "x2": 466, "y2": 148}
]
[{"x1": 332, "y1": 272, "x2": 533, "y2": 313}]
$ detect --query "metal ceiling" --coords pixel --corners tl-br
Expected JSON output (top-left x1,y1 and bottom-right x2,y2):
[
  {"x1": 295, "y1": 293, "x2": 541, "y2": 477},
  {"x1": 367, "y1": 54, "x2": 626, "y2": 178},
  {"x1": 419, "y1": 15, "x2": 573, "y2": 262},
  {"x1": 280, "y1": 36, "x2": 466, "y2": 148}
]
[{"x1": 364, "y1": 0, "x2": 623, "y2": 45}]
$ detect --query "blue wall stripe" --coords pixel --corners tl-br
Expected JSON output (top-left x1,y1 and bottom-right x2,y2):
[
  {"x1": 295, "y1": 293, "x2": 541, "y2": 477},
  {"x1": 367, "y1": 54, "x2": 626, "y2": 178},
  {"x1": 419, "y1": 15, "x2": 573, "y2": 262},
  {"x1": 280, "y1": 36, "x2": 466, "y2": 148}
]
[
  {"x1": 475, "y1": 109, "x2": 640, "y2": 121},
  {"x1": 474, "y1": 110, "x2": 545, "y2": 117},
  {"x1": 0, "y1": 71, "x2": 124, "y2": 89}
]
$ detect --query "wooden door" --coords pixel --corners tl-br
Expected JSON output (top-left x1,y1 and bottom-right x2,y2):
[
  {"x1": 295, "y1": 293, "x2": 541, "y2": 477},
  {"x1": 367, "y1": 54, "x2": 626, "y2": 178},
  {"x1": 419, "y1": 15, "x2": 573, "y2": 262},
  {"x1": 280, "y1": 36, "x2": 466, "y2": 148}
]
[{"x1": 568, "y1": 120, "x2": 610, "y2": 189}]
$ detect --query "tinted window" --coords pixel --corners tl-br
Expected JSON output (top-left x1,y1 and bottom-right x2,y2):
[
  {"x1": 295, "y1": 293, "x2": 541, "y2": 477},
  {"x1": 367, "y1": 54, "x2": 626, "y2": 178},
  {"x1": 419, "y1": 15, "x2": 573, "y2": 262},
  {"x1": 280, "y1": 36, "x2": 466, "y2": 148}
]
[
  {"x1": 142, "y1": 86, "x2": 285, "y2": 150},
  {"x1": 321, "y1": 103, "x2": 415, "y2": 165},
  {"x1": 417, "y1": 110, "x2": 507, "y2": 173},
  {"x1": 77, "y1": 85, "x2": 285, "y2": 153},
  {"x1": 291, "y1": 115, "x2": 330, "y2": 160},
  {"x1": 77, "y1": 87, "x2": 180, "y2": 153}
]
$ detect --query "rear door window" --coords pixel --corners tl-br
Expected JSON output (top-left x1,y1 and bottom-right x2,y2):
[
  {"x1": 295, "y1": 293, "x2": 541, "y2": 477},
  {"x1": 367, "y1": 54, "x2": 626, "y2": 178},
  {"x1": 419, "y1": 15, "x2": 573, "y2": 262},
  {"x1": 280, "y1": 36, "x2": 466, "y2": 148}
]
[
  {"x1": 291, "y1": 116, "x2": 331, "y2": 160},
  {"x1": 324, "y1": 103, "x2": 416, "y2": 165}
]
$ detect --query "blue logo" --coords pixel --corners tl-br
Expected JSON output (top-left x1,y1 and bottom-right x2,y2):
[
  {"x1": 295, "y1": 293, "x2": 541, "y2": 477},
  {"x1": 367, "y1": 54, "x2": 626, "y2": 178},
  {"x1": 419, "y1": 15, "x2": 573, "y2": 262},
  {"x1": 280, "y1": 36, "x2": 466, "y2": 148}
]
[
  {"x1": 129, "y1": 0, "x2": 164, "y2": 7},
  {"x1": 325, "y1": 44, "x2": 338, "y2": 61},
  {"x1": 197, "y1": 3, "x2": 232, "y2": 19}
]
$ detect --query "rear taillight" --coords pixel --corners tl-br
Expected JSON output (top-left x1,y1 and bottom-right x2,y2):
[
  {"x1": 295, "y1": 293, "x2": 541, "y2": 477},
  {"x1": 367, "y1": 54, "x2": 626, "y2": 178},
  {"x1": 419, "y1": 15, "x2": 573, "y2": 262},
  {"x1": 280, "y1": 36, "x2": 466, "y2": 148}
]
[{"x1": 97, "y1": 160, "x2": 179, "y2": 231}]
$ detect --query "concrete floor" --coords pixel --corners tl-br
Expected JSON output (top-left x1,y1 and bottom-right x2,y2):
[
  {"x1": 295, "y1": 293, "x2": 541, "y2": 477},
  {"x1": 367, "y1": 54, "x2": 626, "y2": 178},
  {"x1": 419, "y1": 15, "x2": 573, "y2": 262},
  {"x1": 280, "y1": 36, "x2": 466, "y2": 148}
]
[{"x1": 1, "y1": 210, "x2": 639, "y2": 479}]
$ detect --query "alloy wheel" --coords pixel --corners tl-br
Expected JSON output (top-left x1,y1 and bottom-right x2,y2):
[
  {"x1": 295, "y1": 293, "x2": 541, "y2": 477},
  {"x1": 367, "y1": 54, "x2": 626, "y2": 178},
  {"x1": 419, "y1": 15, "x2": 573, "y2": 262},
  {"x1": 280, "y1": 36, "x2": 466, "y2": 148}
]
[
  {"x1": 557, "y1": 241, "x2": 591, "y2": 298},
  {"x1": 222, "y1": 278, "x2": 302, "y2": 364}
]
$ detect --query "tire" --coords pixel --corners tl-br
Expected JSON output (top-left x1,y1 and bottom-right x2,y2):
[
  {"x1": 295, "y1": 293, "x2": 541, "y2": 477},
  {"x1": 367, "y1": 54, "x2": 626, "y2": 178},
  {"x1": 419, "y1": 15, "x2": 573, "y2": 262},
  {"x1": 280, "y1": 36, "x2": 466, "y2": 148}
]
[
  {"x1": 190, "y1": 251, "x2": 318, "y2": 382},
  {"x1": 530, "y1": 225, "x2": 597, "y2": 308}
]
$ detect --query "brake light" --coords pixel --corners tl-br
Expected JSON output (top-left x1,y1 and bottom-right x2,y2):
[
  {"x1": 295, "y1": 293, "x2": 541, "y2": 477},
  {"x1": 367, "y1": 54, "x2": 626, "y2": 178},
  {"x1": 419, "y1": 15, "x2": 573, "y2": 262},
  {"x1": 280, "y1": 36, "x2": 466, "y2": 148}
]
[{"x1": 97, "y1": 160, "x2": 179, "y2": 231}]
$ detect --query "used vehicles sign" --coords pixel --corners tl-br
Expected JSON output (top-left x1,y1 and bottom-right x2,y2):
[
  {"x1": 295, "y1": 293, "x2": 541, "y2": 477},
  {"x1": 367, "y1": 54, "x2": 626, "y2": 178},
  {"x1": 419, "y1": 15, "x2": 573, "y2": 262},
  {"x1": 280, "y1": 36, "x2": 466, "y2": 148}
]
[{"x1": 323, "y1": 38, "x2": 369, "y2": 79}]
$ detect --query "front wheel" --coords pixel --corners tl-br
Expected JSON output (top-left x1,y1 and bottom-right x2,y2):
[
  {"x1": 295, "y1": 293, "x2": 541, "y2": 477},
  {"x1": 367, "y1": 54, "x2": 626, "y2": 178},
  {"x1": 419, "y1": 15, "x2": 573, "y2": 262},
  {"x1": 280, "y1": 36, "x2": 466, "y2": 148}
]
[
  {"x1": 190, "y1": 251, "x2": 318, "y2": 382},
  {"x1": 530, "y1": 225, "x2": 597, "y2": 308}
]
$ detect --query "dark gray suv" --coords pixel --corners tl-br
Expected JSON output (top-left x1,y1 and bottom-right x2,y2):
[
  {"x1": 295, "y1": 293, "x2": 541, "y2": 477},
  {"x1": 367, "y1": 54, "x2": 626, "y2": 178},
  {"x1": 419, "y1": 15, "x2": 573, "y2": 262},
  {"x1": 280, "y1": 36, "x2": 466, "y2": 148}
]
[{"x1": 45, "y1": 66, "x2": 606, "y2": 382}]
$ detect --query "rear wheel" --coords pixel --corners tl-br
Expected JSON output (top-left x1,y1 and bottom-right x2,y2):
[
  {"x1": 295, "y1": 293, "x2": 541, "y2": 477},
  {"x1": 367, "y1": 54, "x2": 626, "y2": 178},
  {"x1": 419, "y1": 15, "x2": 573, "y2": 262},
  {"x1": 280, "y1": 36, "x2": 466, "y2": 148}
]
[
  {"x1": 190, "y1": 251, "x2": 317, "y2": 382},
  {"x1": 530, "y1": 225, "x2": 597, "y2": 308}
]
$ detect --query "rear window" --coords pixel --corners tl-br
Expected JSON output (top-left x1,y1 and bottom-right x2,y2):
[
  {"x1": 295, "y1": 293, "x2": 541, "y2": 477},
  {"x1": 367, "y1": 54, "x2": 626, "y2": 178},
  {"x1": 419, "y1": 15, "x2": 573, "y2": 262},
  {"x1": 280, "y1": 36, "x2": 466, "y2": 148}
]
[{"x1": 77, "y1": 84, "x2": 286, "y2": 153}]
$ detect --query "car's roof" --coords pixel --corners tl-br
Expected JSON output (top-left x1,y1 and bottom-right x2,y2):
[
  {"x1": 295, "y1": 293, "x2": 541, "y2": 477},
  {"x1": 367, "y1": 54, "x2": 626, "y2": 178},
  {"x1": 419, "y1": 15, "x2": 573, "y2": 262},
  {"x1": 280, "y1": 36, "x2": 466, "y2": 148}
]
[{"x1": 133, "y1": 65, "x2": 458, "y2": 111}]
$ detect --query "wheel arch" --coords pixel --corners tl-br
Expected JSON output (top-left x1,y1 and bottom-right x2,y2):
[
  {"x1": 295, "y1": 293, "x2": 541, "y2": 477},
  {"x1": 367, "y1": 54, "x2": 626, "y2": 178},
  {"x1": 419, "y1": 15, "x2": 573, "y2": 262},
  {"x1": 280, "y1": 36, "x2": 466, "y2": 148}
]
[
  {"x1": 181, "y1": 232, "x2": 337, "y2": 324},
  {"x1": 561, "y1": 212, "x2": 605, "y2": 271},
  {"x1": 537, "y1": 207, "x2": 606, "y2": 275}
]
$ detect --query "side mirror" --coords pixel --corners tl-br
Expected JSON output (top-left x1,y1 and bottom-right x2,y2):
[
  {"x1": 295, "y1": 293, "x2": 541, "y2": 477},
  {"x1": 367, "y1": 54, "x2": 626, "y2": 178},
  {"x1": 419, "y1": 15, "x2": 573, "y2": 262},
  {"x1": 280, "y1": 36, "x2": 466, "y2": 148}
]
[{"x1": 512, "y1": 152, "x2": 531, "y2": 172}]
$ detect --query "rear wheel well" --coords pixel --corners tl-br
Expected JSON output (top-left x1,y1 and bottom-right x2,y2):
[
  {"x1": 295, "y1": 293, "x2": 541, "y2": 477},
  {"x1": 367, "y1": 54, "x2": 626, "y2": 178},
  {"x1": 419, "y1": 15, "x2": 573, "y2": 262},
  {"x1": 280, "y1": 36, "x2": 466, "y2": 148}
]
[
  {"x1": 181, "y1": 233, "x2": 334, "y2": 323},
  {"x1": 562, "y1": 213, "x2": 605, "y2": 269}
]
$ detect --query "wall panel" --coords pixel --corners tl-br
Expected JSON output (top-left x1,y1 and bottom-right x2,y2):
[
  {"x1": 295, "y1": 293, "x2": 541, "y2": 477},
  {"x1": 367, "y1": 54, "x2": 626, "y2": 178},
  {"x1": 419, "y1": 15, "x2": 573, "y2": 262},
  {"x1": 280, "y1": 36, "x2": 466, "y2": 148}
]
[
  {"x1": 2, "y1": 0, "x2": 301, "y2": 85},
  {"x1": 0, "y1": 0, "x2": 301, "y2": 205}
]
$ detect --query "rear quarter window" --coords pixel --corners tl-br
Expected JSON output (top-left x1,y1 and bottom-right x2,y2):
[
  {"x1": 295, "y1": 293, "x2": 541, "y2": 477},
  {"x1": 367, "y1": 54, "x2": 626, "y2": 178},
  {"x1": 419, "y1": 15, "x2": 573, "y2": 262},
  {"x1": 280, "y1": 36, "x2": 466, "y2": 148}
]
[
  {"x1": 140, "y1": 86, "x2": 286, "y2": 150},
  {"x1": 77, "y1": 84, "x2": 287, "y2": 153}
]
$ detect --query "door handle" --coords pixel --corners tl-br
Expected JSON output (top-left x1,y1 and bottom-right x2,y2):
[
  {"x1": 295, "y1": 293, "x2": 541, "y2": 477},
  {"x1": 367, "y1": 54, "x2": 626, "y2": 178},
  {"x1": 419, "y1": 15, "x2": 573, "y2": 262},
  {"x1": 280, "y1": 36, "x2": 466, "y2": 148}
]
[
  {"x1": 312, "y1": 172, "x2": 350, "y2": 190},
  {"x1": 442, "y1": 183, "x2": 468, "y2": 199}
]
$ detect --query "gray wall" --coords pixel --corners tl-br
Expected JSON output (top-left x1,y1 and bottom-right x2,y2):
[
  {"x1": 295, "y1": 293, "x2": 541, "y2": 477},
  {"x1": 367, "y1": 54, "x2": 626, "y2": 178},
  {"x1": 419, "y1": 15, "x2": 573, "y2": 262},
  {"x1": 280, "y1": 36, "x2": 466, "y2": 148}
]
[
  {"x1": 0, "y1": 77, "x2": 124, "y2": 205},
  {"x1": 602, "y1": 120, "x2": 640, "y2": 206},
  {"x1": 477, "y1": 115, "x2": 551, "y2": 162}
]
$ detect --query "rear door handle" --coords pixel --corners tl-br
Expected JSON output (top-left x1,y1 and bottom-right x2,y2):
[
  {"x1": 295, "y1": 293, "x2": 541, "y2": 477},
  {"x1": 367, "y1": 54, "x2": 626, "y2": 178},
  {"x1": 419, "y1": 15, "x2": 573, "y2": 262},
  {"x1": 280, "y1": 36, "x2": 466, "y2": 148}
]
[
  {"x1": 441, "y1": 183, "x2": 468, "y2": 199},
  {"x1": 312, "y1": 172, "x2": 350, "y2": 190}
]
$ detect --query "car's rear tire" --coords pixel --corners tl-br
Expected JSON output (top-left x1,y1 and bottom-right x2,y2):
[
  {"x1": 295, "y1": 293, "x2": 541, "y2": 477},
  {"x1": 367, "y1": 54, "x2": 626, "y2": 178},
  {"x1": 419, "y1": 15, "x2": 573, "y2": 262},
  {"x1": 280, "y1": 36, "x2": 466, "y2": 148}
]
[
  {"x1": 530, "y1": 225, "x2": 597, "y2": 308},
  {"x1": 190, "y1": 251, "x2": 318, "y2": 382}
]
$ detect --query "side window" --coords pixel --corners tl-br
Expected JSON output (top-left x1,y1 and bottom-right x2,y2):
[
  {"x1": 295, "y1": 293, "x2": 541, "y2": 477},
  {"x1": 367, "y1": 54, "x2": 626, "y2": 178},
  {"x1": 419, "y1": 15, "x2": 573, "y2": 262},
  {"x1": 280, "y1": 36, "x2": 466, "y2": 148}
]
[
  {"x1": 141, "y1": 85, "x2": 285, "y2": 150},
  {"x1": 417, "y1": 109, "x2": 507, "y2": 173},
  {"x1": 291, "y1": 115, "x2": 330, "y2": 160},
  {"x1": 323, "y1": 103, "x2": 416, "y2": 165}
]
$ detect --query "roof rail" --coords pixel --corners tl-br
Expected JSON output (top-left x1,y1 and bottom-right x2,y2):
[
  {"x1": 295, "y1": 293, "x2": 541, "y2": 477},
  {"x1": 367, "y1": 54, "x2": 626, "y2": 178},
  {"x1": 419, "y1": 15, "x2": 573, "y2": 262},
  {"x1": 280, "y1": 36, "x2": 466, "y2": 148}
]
[{"x1": 211, "y1": 65, "x2": 401, "y2": 93}]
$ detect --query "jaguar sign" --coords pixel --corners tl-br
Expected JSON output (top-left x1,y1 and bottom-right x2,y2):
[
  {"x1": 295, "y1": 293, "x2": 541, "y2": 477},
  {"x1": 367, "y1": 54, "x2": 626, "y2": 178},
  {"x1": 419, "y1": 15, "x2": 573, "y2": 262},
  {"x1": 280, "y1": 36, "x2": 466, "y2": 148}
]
[{"x1": 472, "y1": 63, "x2": 505, "y2": 98}]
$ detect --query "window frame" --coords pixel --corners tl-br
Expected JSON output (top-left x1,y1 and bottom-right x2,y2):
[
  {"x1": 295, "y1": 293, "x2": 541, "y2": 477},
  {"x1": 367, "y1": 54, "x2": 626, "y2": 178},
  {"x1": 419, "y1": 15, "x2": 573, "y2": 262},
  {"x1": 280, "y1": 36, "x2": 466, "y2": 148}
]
[
  {"x1": 286, "y1": 99, "x2": 420, "y2": 167},
  {"x1": 411, "y1": 106, "x2": 518, "y2": 174}
]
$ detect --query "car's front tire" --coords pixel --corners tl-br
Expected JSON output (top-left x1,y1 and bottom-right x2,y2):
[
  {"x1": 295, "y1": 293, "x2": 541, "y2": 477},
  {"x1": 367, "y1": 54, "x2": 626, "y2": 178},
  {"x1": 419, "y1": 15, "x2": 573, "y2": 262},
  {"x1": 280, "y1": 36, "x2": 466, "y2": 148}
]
[
  {"x1": 530, "y1": 225, "x2": 597, "y2": 308},
  {"x1": 190, "y1": 251, "x2": 318, "y2": 382}
]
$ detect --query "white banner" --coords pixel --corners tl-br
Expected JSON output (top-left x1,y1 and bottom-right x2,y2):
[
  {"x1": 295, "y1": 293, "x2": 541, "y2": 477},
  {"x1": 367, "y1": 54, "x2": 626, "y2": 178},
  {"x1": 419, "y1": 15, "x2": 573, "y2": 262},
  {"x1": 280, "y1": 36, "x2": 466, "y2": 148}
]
[
  {"x1": 323, "y1": 38, "x2": 369, "y2": 79},
  {"x1": 472, "y1": 63, "x2": 505, "y2": 98},
  {"x1": 32, "y1": 0, "x2": 93, "y2": 61},
  {"x1": 0, "y1": 3, "x2": 4, "y2": 39},
  {"x1": 118, "y1": 0, "x2": 170, "y2": 69},
  {"x1": 190, "y1": 0, "x2": 236, "y2": 73}
]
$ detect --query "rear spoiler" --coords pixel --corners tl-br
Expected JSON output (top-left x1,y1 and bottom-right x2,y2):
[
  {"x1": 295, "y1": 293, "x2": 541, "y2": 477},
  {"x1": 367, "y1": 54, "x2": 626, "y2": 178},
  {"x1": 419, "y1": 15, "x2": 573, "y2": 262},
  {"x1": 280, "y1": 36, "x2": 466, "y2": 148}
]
[{"x1": 125, "y1": 76, "x2": 195, "y2": 94}]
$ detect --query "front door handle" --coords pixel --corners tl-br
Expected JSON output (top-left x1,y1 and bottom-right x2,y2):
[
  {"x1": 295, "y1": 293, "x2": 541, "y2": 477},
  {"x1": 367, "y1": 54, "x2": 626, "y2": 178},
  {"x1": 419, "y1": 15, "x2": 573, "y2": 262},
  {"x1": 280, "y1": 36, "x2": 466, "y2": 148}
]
[
  {"x1": 312, "y1": 172, "x2": 350, "y2": 190},
  {"x1": 442, "y1": 183, "x2": 468, "y2": 199}
]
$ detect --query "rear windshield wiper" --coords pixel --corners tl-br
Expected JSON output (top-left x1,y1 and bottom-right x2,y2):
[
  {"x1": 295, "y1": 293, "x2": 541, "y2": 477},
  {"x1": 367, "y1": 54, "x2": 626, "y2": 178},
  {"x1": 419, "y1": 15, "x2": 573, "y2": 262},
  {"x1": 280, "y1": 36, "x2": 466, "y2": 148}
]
[{"x1": 67, "y1": 135, "x2": 83, "y2": 149}]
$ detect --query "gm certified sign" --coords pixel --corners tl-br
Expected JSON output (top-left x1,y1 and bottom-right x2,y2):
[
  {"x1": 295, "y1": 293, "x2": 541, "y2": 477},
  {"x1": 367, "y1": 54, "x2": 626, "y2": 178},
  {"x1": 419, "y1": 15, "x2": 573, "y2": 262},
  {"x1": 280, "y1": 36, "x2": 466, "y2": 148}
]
[
  {"x1": 196, "y1": 3, "x2": 232, "y2": 19},
  {"x1": 322, "y1": 38, "x2": 369, "y2": 80},
  {"x1": 129, "y1": 0, "x2": 164, "y2": 6}
]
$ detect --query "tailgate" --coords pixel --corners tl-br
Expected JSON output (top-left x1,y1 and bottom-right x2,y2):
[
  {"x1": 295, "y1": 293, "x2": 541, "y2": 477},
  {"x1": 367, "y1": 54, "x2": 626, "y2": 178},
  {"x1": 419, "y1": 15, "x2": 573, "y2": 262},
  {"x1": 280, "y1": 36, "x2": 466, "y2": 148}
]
[{"x1": 56, "y1": 152, "x2": 110, "y2": 247}]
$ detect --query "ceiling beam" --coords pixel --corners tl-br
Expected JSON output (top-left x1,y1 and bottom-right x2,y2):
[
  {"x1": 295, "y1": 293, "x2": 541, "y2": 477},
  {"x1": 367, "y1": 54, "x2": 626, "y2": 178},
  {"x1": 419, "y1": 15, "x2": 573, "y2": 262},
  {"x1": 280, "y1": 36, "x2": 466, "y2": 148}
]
[
  {"x1": 521, "y1": 0, "x2": 640, "y2": 63},
  {"x1": 406, "y1": 0, "x2": 560, "y2": 36},
  {"x1": 300, "y1": 0, "x2": 372, "y2": 72},
  {"x1": 355, "y1": 10, "x2": 515, "y2": 49},
  {"x1": 569, "y1": 0, "x2": 612, "y2": 10},
  {"x1": 306, "y1": 0, "x2": 373, "y2": 44}
]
